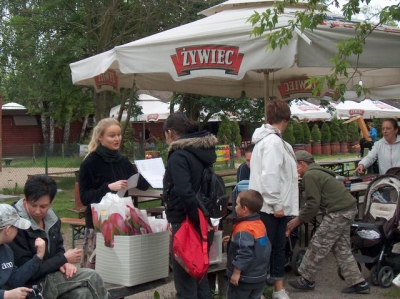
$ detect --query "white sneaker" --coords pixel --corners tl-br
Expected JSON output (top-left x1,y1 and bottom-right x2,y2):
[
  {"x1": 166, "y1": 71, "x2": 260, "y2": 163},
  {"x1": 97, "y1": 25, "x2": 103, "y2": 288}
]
[{"x1": 272, "y1": 288, "x2": 290, "y2": 299}]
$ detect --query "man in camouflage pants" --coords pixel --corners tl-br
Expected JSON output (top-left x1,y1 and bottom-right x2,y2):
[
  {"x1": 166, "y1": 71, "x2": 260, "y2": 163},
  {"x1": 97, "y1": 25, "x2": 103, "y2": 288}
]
[{"x1": 285, "y1": 150, "x2": 370, "y2": 294}]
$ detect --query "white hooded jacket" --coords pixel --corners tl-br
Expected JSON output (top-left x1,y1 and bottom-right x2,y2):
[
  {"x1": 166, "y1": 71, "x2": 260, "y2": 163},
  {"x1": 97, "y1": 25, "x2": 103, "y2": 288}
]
[
  {"x1": 249, "y1": 124, "x2": 299, "y2": 216},
  {"x1": 359, "y1": 135, "x2": 400, "y2": 174}
]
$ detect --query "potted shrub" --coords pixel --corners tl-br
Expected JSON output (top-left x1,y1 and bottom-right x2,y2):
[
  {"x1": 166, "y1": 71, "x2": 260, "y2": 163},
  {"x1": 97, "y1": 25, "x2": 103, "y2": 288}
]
[
  {"x1": 329, "y1": 117, "x2": 341, "y2": 155},
  {"x1": 292, "y1": 121, "x2": 305, "y2": 152},
  {"x1": 311, "y1": 124, "x2": 322, "y2": 155},
  {"x1": 282, "y1": 122, "x2": 295, "y2": 147},
  {"x1": 347, "y1": 121, "x2": 360, "y2": 153},
  {"x1": 321, "y1": 122, "x2": 331, "y2": 155},
  {"x1": 302, "y1": 122, "x2": 312, "y2": 153},
  {"x1": 339, "y1": 120, "x2": 348, "y2": 153},
  {"x1": 231, "y1": 120, "x2": 242, "y2": 158}
]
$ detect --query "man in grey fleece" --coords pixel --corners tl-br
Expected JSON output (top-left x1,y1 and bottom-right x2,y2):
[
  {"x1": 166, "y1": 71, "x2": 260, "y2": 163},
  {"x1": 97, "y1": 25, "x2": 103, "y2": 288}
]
[{"x1": 286, "y1": 150, "x2": 370, "y2": 295}]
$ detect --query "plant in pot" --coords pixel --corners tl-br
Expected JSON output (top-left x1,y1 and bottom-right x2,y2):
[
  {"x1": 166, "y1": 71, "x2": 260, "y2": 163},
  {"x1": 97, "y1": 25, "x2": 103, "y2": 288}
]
[
  {"x1": 347, "y1": 121, "x2": 360, "y2": 153},
  {"x1": 329, "y1": 116, "x2": 341, "y2": 155},
  {"x1": 292, "y1": 121, "x2": 305, "y2": 152},
  {"x1": 302, "y1": 122, "x2": 312, "y2": 153},
  {"x1": 339, "y1": 120, "x2": 348, "y2": 154},
  {"x1": 282, "y1": 121, "x2": 295, "y2": 147},
  {"x1": 311, "y1": 124, "x2": 322, "y2": 155},
  {"x1": 321, "y1": 122, "x2": 331, "y2": 155}
]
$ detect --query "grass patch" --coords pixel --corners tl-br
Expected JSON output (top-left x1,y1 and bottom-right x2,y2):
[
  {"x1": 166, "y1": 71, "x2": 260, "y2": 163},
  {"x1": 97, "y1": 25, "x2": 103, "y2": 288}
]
[
  {"x1": 2, "y1": 182, "x2": 23, "y2": 195},
  {"x1": 382, "y1": 287, "x2": 400, "y2": 298}
]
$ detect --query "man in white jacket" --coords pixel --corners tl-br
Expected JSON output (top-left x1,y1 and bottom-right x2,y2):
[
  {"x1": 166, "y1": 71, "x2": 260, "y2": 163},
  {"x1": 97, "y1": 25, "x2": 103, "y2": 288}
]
[{"x1": 249, "y1": 99, "x2": 299, "y2": 299}]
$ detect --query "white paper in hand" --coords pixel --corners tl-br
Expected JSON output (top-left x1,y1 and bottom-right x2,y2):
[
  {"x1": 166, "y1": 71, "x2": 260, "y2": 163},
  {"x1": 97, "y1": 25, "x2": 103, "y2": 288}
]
[
  {"x1": 134, "y1": 158, "x2": 165, "y2": 189},
  {"x1": 117, "y1": 173, "x2": 139, "y2": 197}
]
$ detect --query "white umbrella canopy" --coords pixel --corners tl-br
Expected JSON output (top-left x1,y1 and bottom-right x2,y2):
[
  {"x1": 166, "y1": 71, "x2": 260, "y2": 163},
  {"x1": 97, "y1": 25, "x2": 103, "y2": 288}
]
[
  {"x1": 333, "y1": 99, "x2": 400, "y2": 119},
  {"x1": 109, "y1": 94, "x2": 178, "y2": 122},
  {"x1": 290, "y1": 99, "x2": 331, "y2": 121},
  {"x1": 70, "y1": 0, "x2": 400, "y2": 103}
]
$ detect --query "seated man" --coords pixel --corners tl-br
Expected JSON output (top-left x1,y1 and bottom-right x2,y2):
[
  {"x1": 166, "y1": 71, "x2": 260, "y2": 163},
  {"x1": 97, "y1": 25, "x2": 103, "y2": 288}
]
[
  {"x1": 10, "y1": 174, "x2": 110, "y2": 299},
  {"x1": 237, "y1": 144, "x2": 254, "y2": 182}
]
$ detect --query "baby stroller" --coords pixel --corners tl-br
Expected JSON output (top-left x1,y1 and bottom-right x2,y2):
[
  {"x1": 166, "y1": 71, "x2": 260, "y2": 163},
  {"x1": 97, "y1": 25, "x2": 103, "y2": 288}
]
[
  {"x1": 231, "y1": 180, "x2": 305, "y2": 280},
  {"x1": 347, "y1": 168, "x2": 400, "y2": 287}
]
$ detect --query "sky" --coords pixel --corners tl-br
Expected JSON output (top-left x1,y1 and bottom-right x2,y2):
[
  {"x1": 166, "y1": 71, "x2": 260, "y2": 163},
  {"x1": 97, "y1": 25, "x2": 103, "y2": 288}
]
[{"x1": 330, "y1": 0, "x2": 400, "y2": 18}]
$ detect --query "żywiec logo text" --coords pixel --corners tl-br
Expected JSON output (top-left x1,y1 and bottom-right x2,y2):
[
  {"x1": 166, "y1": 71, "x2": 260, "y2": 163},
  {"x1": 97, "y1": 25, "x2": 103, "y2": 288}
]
[
  {"x1": 278, "y1": 78, "x2": 319, "y2": 98},
  {"x1": 94, "y1": 69, "x2": 118, "y2": 91},
  {"x1": 171, "y1": 45, "x2": 244, "y2": 77}
]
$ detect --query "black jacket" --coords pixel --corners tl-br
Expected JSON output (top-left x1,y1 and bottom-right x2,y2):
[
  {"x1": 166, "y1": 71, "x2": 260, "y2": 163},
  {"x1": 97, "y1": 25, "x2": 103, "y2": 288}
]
[
  {"x1": 163, "y1": 131, "x2": 217, "y2": 225},
  {"x1": 10, "y1": 199, "x2": 67, "y2": 286},
  {"x1": 79, "y1": 152, "x2": 149, "y2": 228}
]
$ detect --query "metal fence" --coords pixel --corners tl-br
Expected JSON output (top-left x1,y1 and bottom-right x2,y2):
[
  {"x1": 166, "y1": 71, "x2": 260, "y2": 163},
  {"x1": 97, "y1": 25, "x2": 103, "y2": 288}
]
[{"x1": 0, "y1": 142, "x2": 147, "y2": 190}]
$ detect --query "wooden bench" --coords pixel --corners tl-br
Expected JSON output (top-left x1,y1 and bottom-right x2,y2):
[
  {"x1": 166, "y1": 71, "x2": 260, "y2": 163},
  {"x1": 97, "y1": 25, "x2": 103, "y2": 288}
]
[
  {"x1": 60, "y1": 218, "x2": 85, "y2": 248},
  {"x1": 68, "y1": 182, "x2": 86, "y2": 218},
  {"x1": 105, "y1": 253, "x2": 227, "y2": 299},
  {"x1": 2, "y1": 158, "x2": 13, "y2": 166}
]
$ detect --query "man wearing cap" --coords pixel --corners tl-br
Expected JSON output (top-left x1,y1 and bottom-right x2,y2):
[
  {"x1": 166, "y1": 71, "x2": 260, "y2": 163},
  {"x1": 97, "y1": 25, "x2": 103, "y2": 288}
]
[
  {"x1": 0, "y1": 203, "x2": 46, "y2": 299},
  {"x1": 286, "y1": 150, "x2": 370, "y2": 295}
]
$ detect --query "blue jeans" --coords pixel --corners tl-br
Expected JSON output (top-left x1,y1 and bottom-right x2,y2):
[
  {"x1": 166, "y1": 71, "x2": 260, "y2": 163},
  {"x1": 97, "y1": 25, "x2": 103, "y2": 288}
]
[
  {"x1": 260, "y1": 212, "x2": 290, "y2": 280},
  {"x1": 171, "y1": 223, "x2": 214, "y2": 299},
  {"x1": 227, "y1": 283, "x2": 264, "y2": 299},
  {"x1": 41, "y1": 268, "x2": 110, "y2": 299}
]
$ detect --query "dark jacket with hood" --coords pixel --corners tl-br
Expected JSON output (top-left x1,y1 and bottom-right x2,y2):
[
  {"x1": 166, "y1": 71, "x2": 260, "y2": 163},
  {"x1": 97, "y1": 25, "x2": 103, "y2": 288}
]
[
  {"x1": 10, "y1": 199, "x2": 67, "y2": 286},
  {"x1": 163, "y1": 131, "x2": 218, "y2": 225},
  {"x1": 300, "y1": 163, "x2": 357, "y2": 223},
  {"x1": 79, "y1": 151, "x2": 149, "y2": 228},
  {"x1": 226, "y1": 213, "x2": 271, "y2": 287}
]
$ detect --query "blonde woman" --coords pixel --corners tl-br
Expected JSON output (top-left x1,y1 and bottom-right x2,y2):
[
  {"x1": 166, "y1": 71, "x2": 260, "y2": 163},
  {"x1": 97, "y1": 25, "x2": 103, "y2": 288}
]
[{"x1": 79, "y1": 118, "x2": 149, "y2": 268}]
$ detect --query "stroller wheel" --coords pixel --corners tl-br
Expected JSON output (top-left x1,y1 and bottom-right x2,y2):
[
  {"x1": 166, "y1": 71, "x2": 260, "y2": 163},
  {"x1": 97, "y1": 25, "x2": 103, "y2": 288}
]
[
  {"x1": 370, "y1": 265, "x2": 379, "y2": 285},
  {"x1": 291, "y1": 248, "x2": 306, "y2": 276},
  {"x1": 378, "y1": 266, "x2": 394, "y2": 288}
]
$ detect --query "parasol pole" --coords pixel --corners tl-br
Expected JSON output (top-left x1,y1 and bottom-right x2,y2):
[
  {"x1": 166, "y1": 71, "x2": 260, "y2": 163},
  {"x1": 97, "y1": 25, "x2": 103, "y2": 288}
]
[{"x1": 263, "y1": 70, "x2": 270, "y2": 123}]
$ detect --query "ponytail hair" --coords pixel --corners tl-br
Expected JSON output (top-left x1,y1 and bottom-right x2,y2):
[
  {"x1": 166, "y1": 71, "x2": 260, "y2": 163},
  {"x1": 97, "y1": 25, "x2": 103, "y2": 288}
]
[{"x1": 163, "y1": 113, "x2": 199, "y2": 136}]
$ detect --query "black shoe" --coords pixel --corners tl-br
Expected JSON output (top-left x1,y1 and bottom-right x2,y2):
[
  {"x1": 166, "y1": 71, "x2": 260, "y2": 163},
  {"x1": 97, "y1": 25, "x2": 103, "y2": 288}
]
[
  {"x1": 288, "y1": 277, "x2": 315, "y2": 291},
  {"x1": 341, "y1": 281, "x2": 370, "y2": 294}
]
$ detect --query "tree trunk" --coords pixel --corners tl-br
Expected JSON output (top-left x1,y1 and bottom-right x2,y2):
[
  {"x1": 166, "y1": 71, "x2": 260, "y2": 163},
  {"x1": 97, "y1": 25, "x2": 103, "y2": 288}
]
[
  {"x1": 63, "y1": 121, "x2": 71, "y2": 145},
  {"x1": 49, "y1": 117, "x2": 55, "y2": 154},
  {"x1": 40, "y1": 113, "x2": 48, "y2": 148},
  {"x1": 94, "y1": 92, "x2": 113, "y2": 122},
  {"x1": 79, "y1": 116, "x2": 89, "y2": 142}
]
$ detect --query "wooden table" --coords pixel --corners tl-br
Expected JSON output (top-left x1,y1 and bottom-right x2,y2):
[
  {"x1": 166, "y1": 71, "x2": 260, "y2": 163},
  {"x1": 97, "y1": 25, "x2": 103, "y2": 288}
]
[
  {"x1": 128, "y1": 188, "x2": 163, "y2": 207},
  {"x1": 105, "y1": 253, "x2": 227, "y2": 299},
  {"x1": 215, "y1": 168, "x2": 237, "y2": 177},
  {"x1": 319, "y1": 157, "x2": 361, "y2": 176}
]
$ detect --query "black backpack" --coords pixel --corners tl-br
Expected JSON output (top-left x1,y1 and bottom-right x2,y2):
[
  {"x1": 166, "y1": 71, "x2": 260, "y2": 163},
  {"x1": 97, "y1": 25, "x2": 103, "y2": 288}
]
[{"x1": 196, "y1": 166, "x2": 229, "y2": 218}]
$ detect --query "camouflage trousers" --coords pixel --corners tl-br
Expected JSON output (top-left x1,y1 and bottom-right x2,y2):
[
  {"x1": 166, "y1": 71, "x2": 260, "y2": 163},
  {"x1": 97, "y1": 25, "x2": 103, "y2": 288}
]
[{"x1": 299, "y1": 206, "x2": 364, "y2": 286}]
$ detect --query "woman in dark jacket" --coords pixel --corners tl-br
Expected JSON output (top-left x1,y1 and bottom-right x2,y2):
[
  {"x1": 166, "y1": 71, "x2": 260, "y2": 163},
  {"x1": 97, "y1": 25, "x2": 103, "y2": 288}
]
[
  {"x1": 163, "y1": 113, "x2": 218, "y2": 299},
  {"x1": 79, "y1": 117, "x2": 149, "y2": 268}
]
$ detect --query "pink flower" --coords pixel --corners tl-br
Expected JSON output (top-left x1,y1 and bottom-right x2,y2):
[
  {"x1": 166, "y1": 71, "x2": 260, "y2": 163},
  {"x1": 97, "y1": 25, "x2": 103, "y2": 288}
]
[{"x1": 91, "y1": 207, "x2": 100, "y2": 231}]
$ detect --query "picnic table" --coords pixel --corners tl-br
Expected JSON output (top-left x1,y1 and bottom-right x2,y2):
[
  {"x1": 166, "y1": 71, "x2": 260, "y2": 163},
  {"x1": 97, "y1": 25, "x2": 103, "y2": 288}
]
[
  {"x1": 128, "y1": 188, "x2": 163, "y2": 207},
  {"x1": 105, "y1": 253, "x2": 227, "y2": 299},
  {"x1": 319, "y1": 157, "x2": 361, "y2": 176}
]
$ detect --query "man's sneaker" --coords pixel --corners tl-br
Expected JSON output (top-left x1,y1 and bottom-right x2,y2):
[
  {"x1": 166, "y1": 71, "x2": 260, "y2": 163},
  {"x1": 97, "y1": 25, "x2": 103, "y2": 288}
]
[
  {"x1": 341, "y1": 281, "x2": 370, "y2": 294},
  {"x1": 288, "y1": 277, "x2": 315, "y2": 291},
  {"x1": 272, "y1": 288, "x2": 290, "y2": 299}
]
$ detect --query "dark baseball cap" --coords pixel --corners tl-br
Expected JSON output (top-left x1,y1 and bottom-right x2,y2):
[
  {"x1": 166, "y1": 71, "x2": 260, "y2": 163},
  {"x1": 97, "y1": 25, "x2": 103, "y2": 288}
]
[{"x1": 295, "y1": 150, "x2": 315, "y2": 164}]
